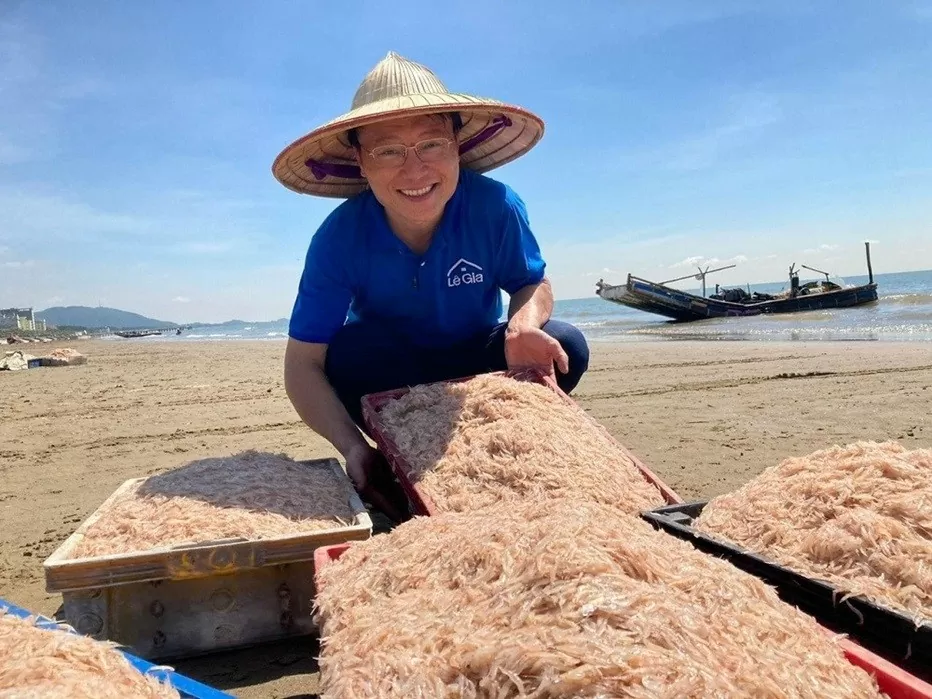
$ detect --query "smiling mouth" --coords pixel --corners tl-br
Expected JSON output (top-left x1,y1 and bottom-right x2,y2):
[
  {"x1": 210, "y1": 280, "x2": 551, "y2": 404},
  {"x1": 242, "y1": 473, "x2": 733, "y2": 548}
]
[{"x1": 399, "y1": 184, "x2": 437, "y2": 198}]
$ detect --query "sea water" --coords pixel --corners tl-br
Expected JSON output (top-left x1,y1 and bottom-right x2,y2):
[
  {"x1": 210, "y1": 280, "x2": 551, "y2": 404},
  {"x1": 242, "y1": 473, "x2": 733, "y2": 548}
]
[{"x1": 122, "y1": 269, "x2": 932, "y2": 344}]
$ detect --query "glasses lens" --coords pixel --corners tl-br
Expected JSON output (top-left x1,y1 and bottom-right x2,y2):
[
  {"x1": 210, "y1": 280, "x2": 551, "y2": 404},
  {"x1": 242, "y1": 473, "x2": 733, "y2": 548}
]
[
  {"x1": 416, "y1": 138, "x2": 452, "y2": 162},
  {"x1": 370, "y1": 145, "x2": 406, "y2": 166}
]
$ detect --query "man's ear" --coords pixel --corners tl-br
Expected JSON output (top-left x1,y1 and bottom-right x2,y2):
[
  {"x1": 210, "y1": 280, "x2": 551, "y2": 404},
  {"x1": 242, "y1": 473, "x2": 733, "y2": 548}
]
[{"x1": 353, "y1": 147, "x2": 366, "y2": 177}]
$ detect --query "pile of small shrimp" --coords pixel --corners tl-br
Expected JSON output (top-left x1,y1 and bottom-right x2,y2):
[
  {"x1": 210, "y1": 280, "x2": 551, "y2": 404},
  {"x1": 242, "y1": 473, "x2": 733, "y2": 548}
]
[
  {"x1": 315, "y1": 499, "x2": 887, "y2": 698},
  {"x1": 376, "y1": 374, "x2": 665, "y2": 514},
  {"x1": 696, "y1": 440, "x2": 932, "y2": 624},
  {"x1": 71, "y1": 450, "x2": 359, "y2": 558},
  {"x1": 0, "y1": 610, "x2": 180, "y2": 698}
]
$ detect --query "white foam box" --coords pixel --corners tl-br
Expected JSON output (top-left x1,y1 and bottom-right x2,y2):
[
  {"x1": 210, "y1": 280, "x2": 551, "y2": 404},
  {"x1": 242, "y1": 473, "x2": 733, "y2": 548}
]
[{"x1": 43, "y1": 458, "x2": 372, "y2": 661}]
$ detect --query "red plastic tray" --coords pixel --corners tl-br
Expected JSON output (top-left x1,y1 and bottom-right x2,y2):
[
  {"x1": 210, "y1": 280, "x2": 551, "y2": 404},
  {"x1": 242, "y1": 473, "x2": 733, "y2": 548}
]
[
  {"x1": 313, "y1": 542, "x2": 350, "y2": 580},
  {"x1": 314, "y1": 542, "x2": 932, "y2": 699},
  {"x1": 642, "y1": 501, "x2": 931, "y2": 680},
  {"x1": 360, "y1": 369, "x2": 682, "y2": 515}
]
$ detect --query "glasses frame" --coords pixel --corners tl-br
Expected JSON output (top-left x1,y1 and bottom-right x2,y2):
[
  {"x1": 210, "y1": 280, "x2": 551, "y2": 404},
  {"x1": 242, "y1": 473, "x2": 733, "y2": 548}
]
[{"x1": 362, "y1": 137, "x2": 458, "y2": 169}]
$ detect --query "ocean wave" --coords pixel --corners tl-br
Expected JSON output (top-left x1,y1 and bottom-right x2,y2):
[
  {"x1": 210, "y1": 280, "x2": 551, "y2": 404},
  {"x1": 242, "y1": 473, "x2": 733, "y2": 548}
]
[
  {"x1": 879, "y1": 293, "x2": 932, "y2": 306},
  {"x1": 619, "y1": 322, "x2": 932, "y2": 342},
  {"x1": 880, "y1": 310, "x2": 932, "y2": 322}
]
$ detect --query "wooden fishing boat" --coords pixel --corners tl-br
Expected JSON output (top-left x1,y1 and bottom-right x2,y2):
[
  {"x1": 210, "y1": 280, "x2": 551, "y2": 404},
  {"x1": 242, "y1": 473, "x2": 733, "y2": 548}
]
[
  {"x1": 596, "y1": 243, "x2": 879, "y2": 322},
  {"x1": 113, "y1": 329, "x2": 163, "y2": 338}
]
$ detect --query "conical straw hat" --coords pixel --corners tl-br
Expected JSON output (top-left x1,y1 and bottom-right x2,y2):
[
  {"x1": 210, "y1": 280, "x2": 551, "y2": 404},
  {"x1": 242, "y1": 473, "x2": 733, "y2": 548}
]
[{"x1": 272, "y1": 52, "x2": 545, "y2": 198}]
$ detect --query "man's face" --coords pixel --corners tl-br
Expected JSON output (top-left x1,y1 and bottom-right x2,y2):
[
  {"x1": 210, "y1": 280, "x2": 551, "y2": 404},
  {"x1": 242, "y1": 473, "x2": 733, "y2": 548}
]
[{"x1": 355, "y1": 114, "x2": 460, "y2": 231}]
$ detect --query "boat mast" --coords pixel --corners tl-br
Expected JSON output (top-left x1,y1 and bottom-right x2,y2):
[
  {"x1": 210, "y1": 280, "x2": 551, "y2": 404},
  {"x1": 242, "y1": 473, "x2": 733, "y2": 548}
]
[
  {"x1": 789, "y1": 264, "x2": 799, "y2": 296},
  {"x1": 865, "y1": 241, "x2": 874, "y2": 284}
]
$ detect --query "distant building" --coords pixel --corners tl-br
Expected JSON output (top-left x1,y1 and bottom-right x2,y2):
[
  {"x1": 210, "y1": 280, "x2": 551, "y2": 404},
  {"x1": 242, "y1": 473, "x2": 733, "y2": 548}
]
[
  {"x1": 0, "y1": 307, "x2": 44, "y2": 331},
  {"x1": 17, "y1": 316, "x2": 46, "y2": 331}
]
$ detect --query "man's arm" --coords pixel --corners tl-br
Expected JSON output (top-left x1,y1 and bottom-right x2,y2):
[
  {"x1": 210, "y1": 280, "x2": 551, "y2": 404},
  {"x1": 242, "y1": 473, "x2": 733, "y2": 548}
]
[
  {"x1": 283, "y1": 338, "x2": 369, "y2": 472},
  {"x1": 284, "y1": 338, "x2": 407, "y2": 519},
  {"x1": 503, "y1": 277, "x2": 569, "y2": 375},
  {"x1": 507, "y1": 277, "x2": 555, "y2": 330}
]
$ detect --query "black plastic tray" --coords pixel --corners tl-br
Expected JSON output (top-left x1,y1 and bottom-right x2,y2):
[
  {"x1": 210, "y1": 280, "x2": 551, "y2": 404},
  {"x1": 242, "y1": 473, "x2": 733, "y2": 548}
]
[{"x1": 641, "y1": 501, "x2": 932, "y2": 682}]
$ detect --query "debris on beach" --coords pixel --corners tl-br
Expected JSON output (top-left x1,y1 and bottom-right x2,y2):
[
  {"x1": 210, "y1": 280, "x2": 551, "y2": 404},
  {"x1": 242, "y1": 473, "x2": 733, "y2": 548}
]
[
  {"x1": 695, "y1": 440, "x2": 932, "y2": 623},
  {"x1": 43, "y1": 347, "x2": 87, "y2": 367},
  {"x1": 70, "y1": 451, "x2": 359, "y2": 558},
  {"x1": 315, "y1": 499, "x2": 886, "y2": 698},
  {"x1": 0, "y1": 351, "x2": 36, "y2": 371},
  {"x1": 0, "y1": 610, "x2": 180, "y2": 698},
  {"x1": 1, "y1": 348, "x2": 86, "y2": 370},
  {"x1": 376, "y1": 373, "x2": 665, "y2": 514}
]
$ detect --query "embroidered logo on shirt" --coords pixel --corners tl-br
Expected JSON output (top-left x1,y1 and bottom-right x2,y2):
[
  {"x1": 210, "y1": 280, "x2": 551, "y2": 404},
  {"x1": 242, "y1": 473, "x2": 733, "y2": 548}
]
[{"x1": 446, "y1": 259, "x2": 484, "y2": 288}]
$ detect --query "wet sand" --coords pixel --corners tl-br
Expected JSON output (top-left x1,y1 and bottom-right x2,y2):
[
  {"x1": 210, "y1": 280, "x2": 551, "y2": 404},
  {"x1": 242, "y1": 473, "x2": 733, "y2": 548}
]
[{"x1": 1, "y1": 338, "x2": 930, "y2": 697}]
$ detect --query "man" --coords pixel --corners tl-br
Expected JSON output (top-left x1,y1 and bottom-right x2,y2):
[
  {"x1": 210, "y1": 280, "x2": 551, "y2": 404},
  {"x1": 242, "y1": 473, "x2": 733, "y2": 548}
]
[{"x1": 272, "y1": 52, "x2": 589, "y2": 515}]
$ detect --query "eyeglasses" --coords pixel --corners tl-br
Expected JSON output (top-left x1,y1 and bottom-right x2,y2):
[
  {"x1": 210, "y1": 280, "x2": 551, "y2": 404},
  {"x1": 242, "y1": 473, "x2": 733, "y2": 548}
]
[{"x1": 363, "y1": 137, "x2": 456, "y2": 168}]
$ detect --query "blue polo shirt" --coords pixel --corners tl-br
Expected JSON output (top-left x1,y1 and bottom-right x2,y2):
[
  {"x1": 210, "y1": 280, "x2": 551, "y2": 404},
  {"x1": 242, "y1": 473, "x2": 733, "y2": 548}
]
[{"x1": 288, "y1": 168, "x2": 546, "y2": 348}]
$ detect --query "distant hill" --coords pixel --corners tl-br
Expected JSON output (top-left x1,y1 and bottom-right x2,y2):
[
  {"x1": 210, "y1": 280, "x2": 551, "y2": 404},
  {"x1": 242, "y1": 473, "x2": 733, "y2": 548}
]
[
  {"x1": 37, "y1": 306, "x2": 177, "y2": 330},
  {"x1": 191, "y1": 318, "x2": 289, "y2": 329}
]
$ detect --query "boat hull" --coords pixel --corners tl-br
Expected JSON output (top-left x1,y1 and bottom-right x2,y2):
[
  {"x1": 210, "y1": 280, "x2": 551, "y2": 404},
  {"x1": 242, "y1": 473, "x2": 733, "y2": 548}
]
[{"x1": 597, "y1": 276, "x2": 879, "y2": 322}]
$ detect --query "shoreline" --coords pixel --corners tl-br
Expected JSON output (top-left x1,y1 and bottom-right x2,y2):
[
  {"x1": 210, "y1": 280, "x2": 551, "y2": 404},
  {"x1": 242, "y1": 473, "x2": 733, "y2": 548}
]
[
  {"x1": 2, "y1": 338, "x2": 930, "y2": 697},
  {"x1": 17, "y1": 331, "x2": 932, "y2": 347}
]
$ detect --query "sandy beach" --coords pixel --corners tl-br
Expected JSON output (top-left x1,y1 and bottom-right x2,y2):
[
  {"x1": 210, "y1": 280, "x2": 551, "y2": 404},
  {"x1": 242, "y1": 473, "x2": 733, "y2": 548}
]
[{"x1": 2, "y1": 338, "x2": 931, "y2": 697}]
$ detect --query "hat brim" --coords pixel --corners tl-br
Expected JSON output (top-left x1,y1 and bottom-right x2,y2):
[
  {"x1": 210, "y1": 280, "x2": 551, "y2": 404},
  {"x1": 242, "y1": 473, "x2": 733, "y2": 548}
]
[{"x1": 272, "y1": 93, "x2": 544, "y2": 198}]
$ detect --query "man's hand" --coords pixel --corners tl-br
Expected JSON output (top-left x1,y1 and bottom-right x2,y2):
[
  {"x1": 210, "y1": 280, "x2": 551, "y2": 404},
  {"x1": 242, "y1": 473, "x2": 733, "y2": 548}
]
[
  {"x1": 345, "y1": 442, "x2": 377, "y2": 491},
  {"x1": 504, "y1": 325, "x2": 569, "y2": 378},
  {"x1": 345, "y1": 442, "x2": 408, "y2": 523}
]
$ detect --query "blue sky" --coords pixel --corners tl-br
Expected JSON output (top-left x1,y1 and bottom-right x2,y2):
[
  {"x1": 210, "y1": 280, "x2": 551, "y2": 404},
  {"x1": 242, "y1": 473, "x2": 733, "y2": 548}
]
[{"x1": 1, "y1": 1, "x2": 931, "y2": 322}]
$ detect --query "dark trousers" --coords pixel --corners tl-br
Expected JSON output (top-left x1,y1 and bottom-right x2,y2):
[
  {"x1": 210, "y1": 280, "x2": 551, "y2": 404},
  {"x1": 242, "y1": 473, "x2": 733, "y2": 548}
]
[{"x1": 325, "y1": 320, "x2": 590, "y2": 426}]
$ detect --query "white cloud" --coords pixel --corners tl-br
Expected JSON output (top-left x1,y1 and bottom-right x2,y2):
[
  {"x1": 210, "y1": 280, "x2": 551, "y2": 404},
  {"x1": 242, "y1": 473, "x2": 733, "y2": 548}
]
[
  {"x1": 173, "y1": 296, "x2": 191, "y2": 303},
  {"x1": 583, "y1": 267, "x2": 623, "y2": 278},
  {"x1": 670, "y1": 255, "x2": 706, "y2": 269},
  {"x1": 0, "y1": 184, "x2": 265, "y2": 254},
  {"x1": 803, "y1": 243, "x2": 840, "y2": 254},
  {"x1": 0, "y1": 16, "x2": 111, "y2": 168},
  {"x1": 0, "y1": 188, "x2": 151, "y2": 241},
  {"x1": 2, "y1": 259, "x2": 35, "y2": 268},
  {"x1": 911, "y1": 1, "x2": 932, "y2": 20},
  {"x1": 670, "y1": 254, "x2": 748, "y2": 269},
  {"x1": 616, "y1": 92, "x2": 782, "y2": 173}
]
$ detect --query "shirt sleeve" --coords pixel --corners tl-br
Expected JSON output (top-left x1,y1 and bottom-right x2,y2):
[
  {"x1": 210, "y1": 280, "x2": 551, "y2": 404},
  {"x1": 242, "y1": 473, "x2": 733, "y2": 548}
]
[
  {"x1": 288, "y1": 222, "x2": 353, "y2": 344},
  {"x1": 494, "y1": 186, "x2": 547, "y2": 295}
]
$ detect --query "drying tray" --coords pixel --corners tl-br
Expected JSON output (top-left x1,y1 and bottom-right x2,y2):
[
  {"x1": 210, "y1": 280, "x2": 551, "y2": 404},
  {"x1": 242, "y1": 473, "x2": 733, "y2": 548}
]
[
  {"x1": 641, "y1": 500, "x2": 932, "y2": 682},
  {"x1": 44, "y1": 458, "x2": 372, "y2": 592},
  {"x1": 360, "y1": 368, "x2": 682, "y2": 516},
  {"x1": 0, "y1": 598, "x2": 231, "y2": 698},
  {"x1": 313, "y1": 542, "x2": 932, "y2": 699}
]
